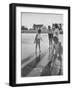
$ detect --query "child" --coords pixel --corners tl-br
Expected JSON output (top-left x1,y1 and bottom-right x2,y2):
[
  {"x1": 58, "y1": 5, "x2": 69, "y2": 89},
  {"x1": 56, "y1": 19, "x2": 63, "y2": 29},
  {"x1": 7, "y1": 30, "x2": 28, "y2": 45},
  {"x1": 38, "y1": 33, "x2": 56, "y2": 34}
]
[
  {"x1": 53, "y1": 36, "x2": 63, "y2": 57},
  {"x1": 34, "y1": 29, "x2": 42, "y2": 56}
]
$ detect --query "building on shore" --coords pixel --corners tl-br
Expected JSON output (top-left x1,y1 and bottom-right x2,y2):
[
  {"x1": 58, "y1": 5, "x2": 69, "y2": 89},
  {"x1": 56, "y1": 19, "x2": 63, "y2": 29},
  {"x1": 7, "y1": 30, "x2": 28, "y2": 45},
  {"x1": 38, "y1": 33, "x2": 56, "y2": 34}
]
[{"x1": 33, "y1": 24, "x2": 43, "y2": 30}]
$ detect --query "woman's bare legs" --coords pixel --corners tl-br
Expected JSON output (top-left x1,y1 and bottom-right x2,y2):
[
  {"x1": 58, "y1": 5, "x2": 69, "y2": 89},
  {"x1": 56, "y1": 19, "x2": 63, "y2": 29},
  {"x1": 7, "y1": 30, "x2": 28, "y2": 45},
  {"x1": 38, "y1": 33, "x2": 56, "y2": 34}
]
[
  {"x1": 49, "y1": 38, "x2": 53, "y2": 54},
  {"x1": 35, "y1": 44, "x2": 37, "y2": 57},
  {"x1": 39, "y1": 43, "x2": 41, "y2": 55}
]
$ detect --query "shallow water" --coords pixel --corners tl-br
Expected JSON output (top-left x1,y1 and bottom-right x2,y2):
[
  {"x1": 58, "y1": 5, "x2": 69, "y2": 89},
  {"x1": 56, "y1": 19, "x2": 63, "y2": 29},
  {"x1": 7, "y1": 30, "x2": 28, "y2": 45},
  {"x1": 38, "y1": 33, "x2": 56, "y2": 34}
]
[{"x1": 21, "y1": 33, "x2": 63, "y2": 60}]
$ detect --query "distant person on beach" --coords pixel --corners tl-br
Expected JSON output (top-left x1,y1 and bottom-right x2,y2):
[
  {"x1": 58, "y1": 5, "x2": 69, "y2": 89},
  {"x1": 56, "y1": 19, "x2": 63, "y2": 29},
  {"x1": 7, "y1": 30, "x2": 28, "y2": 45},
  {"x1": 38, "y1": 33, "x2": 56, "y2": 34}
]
[
  {"x1": 53, "y1": 24, "x2": 59, "y2": 39},
  {"x1": 34, "y1": 29, "x2": 42, "y2": 56},
  {"x1": 52, "y1": 24, "x2": 55, "y2": 30},
  {"x1": 48, "y1": 26, "x2": 53, "y2": 53}
]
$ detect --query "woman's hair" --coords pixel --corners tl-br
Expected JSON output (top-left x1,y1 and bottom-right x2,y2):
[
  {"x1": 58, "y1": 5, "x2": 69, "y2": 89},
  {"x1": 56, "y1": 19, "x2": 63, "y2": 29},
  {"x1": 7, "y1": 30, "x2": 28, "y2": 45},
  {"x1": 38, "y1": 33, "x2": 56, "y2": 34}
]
[{"x1": 38, "y1": 29, "x2": 41, "y2": 34}]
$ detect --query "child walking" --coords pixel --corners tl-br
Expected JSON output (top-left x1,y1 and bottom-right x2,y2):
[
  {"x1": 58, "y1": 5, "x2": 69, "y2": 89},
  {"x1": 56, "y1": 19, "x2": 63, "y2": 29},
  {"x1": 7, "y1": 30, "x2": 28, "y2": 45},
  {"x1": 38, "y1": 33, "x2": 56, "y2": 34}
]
[{"x1": 34, "y1": 29, "x2": 42, "y2": 56}]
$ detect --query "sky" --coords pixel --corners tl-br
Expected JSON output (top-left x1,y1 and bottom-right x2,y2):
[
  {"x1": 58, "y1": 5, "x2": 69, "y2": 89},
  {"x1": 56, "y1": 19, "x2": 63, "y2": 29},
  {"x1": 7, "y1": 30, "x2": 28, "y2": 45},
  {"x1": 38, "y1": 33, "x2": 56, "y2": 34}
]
[{"x1": 21, "y1": 12, "x2": 63, "y2": 29}]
